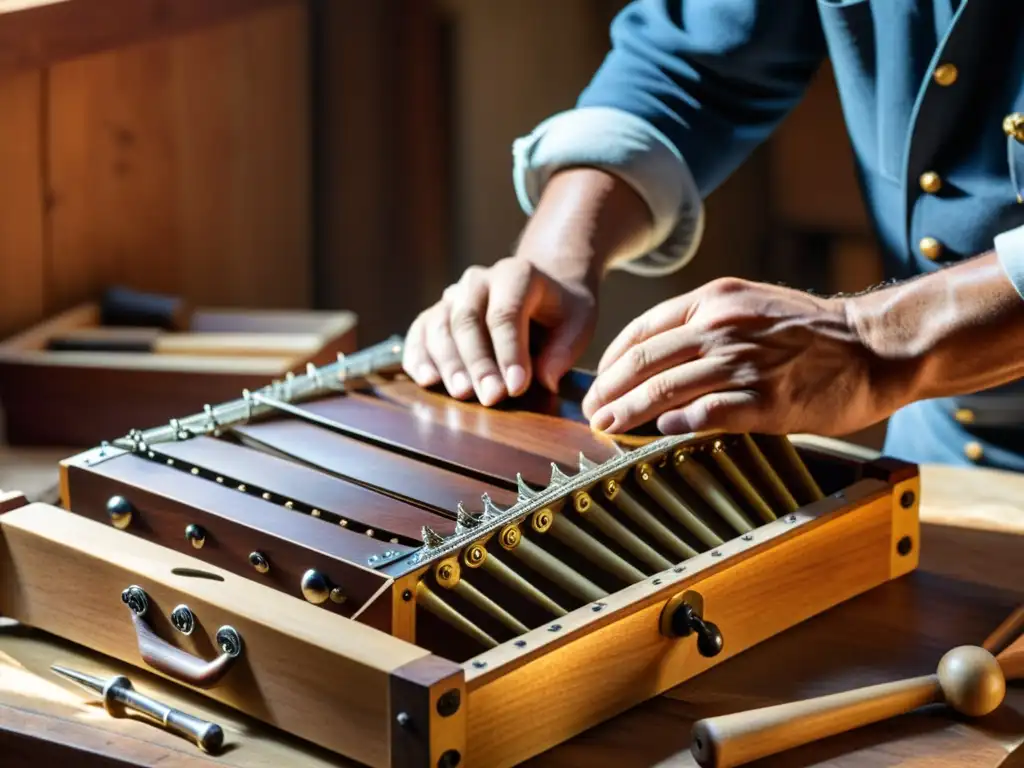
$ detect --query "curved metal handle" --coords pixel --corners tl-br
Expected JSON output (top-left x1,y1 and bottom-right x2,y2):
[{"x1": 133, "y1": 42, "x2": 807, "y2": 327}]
[{"x1": 121, "y1": 586, "x2": 243, "y2": 688}]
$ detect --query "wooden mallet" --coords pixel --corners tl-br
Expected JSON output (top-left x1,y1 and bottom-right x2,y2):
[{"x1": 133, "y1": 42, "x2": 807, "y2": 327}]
[{"x1": 690, "y1": 605, "x2": 1024, "y2": 768}]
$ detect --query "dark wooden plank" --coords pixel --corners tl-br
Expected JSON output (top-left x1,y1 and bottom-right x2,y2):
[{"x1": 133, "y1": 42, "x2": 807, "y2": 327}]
[
  {"x1": 292, "y1": 392, "x2": 561, "y2": 489},
  {"x1": 234, "y1": 419, "x2": 519, "y2": 516},
  {"x1": 64, "y1": 455, "x2": 406, "y2": 623},
  {"x1": 155, "y1": 436, "x2": 456, "y2": 540},
  {"x1": 370, "y1": 376, "x2": 624, "y2": 467}
]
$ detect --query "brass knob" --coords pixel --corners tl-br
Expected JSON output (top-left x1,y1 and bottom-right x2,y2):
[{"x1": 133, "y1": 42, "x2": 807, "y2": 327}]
[
  {"x1": 932, "y1": 62, "x2": 958, "y2": 86},
  {"x1": 185, "y1": 524, "x2": 206, "y2": 549},
  {"x1": 919, "y1": 171, "x2": 942, "y2": 194},
  {"x1": 329, "y1": 587, "x2": 347, "y2": 604},
  {"x1": 1004, "y1": 112, "x2": 1024, "y2": 143},
  {"x1": 919, "y1": 237, "x2": 943, "y2": 260},
  {"x1": 300, "y1": 569, "x2": 330, "y2": 604},
  {"x1": 106, "y1": 495, "x2": 134, "y2": 530}
]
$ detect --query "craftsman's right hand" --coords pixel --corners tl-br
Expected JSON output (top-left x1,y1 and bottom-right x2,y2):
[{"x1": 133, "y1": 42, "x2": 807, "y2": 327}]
[{"x1": 402, "y1": 256, "x2": 598, "y2": 406}]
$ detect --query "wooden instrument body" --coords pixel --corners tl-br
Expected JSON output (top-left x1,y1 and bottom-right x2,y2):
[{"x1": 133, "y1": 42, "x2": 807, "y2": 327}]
[{"x1": 1, "y1": 339, "x2": 922, "y2": 767}]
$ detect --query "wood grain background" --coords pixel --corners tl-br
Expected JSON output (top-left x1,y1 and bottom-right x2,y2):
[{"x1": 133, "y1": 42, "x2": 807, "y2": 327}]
[{"x1": 0, "y1": 1, "x2": 312, "y2": 340}]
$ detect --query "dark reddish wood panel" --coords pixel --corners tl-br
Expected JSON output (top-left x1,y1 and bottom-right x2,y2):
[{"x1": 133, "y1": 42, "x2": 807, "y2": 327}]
[
  {"x1": 233, "y1": 419, "x2": 519, "y2": 515},
  {"x1": 154, "y1": 436, "x2": 455, "y2": 540}
]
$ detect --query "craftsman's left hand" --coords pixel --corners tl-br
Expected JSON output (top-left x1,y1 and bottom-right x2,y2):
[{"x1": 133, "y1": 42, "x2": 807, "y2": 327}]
[{"x1": 581, "y1": 277, "x2": 896, "y2": 437}]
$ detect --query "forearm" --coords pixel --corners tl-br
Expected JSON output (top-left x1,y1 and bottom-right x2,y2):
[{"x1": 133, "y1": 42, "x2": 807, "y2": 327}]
[
  {"x1": 846, "y1": 251, "x2": 1024, "y2": 404},
  {"x1": 513, "y1": 167, "x2": 653, "y2": 291}
]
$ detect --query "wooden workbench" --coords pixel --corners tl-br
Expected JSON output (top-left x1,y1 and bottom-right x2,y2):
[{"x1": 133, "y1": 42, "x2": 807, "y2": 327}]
[{"x1": 1, "y1": 453, "x2": 1022, "y2": 767}]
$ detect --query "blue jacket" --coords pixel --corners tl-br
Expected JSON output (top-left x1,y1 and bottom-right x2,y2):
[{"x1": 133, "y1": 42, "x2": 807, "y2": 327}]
[{"x1": 512, "y1": 0, "x2": 1024, "y2": 471}]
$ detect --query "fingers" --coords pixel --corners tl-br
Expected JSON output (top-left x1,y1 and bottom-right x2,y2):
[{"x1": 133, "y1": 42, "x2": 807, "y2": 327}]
[
  {"x1": 596, "y1": 293, "x2": 698, "y2": 374},
  {"x1": 449, "y1": 267, "x2": 506, "y2": 405},
  {"x1": 402, "y1": 311, "x2": 441, "y2": 387},
  {"x1": 581, "y1": 325, "x2": 700, "y2": 419},
  {"x1": 656, "y1": 390, "x2": 761, "y2": 435},
  {"x1": 588, "y1": 357, "x2": 726, "y2": 434},
  {"x1": 486, "y1": 259, "x2": 541, "y2": 396},
  {"x1": 423, "y1": 295, "x2": 474, "y2": 399}
]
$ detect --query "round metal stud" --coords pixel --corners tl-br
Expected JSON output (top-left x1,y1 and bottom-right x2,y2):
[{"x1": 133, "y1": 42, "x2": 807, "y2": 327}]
[
  {"x1": 170, "y1": 604, "x2": 196, "y2": 636},
  {"x1": 215, "y1": 626, "x2": 243, "y2": 657},
  {"x1": 954, "y1": 408, "x2": 975, "y2": 425},
  {"x1": 329, "y1": 587, "x2": 347, "y2": 604},
  {"x1": 919, "y1": 236, "x2": 943, "y2": 261},
  {"x1": 106, "y1": 496, "x2": 134, "y2": 530},
  {"x1": 964, "y1": 441, "x2": 984, "y2": 462},
  {"x1": 919, "y1": 171, "x2": 942, "y2": 194},
  {"x1": 932, "y1": 62, "x2": 958, "y2": 86},
  {"x1": 185, "y1": 524, "x2": 206, "y2": 549},
  {"x1": 1004, "y1": 112, "x2": 1024, "y2": 143},
  {"x1": 248, "y1": 551, "x2": 270, "y2": 574},
  {"x1": 300, "y1": 569, "x2": 330, "y2": 604},
  {"x1": 120, "y1": 585, "x2": 149, "y2": 617}
]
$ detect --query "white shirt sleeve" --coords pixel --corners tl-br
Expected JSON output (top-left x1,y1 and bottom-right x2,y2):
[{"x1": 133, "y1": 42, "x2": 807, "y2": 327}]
[
  {"x1": 994, "y1": 223, "x2": 1024, "y2": 300},
  {"x1": 511, "y1": 106, "x2": 705, "y2": 277}
]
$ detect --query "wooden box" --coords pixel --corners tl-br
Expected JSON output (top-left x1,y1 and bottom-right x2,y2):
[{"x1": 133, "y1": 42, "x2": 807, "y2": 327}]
[{"x1": 0, "y1": 303, "x2": 357, "y2": 447}]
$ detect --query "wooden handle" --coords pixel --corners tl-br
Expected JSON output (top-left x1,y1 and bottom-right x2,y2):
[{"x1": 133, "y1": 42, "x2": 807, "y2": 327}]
[
  {"x1": 690, "y1": 674, "x2": 942, "y2": 768},
  {"x1": 122, "y1": 586, "x2": 243, "y2": 689}
]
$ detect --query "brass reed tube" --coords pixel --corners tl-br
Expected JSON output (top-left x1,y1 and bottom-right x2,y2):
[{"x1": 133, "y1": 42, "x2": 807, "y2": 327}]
[
  {"x1": 672, "y1": 451, "x2": 754, "y2": 534},
  {"x1": 548, "y1": 515, "x2": 646, "y2": 583},
  {"x1": 512, "y1": 537, "x2": 607, "y2": 603},
  {"x1": 480, "y1": 555, "x2": 567, "y2": 617},
  {"x1": 583, "y1": 499, "x2": 673, "y2": 572},
  {"x1": 708, "y1": 442, "x2": 777, "y2": 523},
  {"x1": 452, "y1": 580, "x2": 530, "y2": 635},
  {"x1": 415, "y1": 582, "x2": 498, "y2": 648},
  {"x1": 760, "y1": 434, "x2": 825, "y2": 503},
  {"x1": 636, "y1": 463, "x2": 724, "y2": 549},
  {"x1": 605, "y1": 482, "x2": 699, "y2": 561},
  {"x1": 741, "y1": 435, "x2": 799, "y2": 513}
]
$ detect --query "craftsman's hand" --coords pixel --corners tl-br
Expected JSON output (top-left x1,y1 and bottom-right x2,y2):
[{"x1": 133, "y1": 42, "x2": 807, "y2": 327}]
[
  {"x1": 402, "y1": 167, "x2": 654, "y2": 406},
  {"x1": 402, "y1": 258, "x2": 597, "y2": 405},
  {"x1": 581, "y1": 278, "x2": 895, "y2": 437}
]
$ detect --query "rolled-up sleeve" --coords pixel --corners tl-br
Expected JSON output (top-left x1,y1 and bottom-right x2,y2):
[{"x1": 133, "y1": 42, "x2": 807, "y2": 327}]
[
  {"x1": 512, "y1": 106, "x2": 703, "y2": 276},
  {"x1": 513, "y1": 0, "x2": 827, "y2": 277},
  {"x1": 995, "y1": 224, "x2": 1024, "y2": 300}
]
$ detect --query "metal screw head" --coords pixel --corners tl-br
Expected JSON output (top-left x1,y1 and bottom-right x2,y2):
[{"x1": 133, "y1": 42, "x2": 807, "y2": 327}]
[
  {"x1": 438, "y1": 749, "x2": 462, "y2": 768},
  {"x1": 329, "y1": 587, "x2": 347, "y2": 604},
  {"x1": 215, "y1": 626, "x2": 243, "y2": 657},
  {"x1": 900, "y1": 490, "x2": 916, "y2": 509},
  {"x1": 120, "y1": 585, "x2": 148, "y2": 617},
  {"x1": 897, "y1": 536, "x2": 914, "y2": 556},
  {"x1": 300, "y1": 569, "x2": 330, "y2": 604},
  {"x1": 185, "y1": 524, "x2": 206, "y2": 549},
  {"x1": 248, "y1": 551, "x2": 270, "y2": 574},
  {"x1": 106, "y1": 496, "x2": 134, "y2": 530},
  {"x1": 170, "y1": 604, "x2": 196, "y2": 636}
]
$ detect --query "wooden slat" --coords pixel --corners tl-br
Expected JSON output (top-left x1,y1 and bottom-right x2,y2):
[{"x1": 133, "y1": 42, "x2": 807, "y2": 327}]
[
  {"x1": 155, "y1": 436, "x2": 457, "y2": 540},
  {"x1": 44, "y1": 2, "x2": 311, "y2": 313},
  {"x1": 234, "y1": 419, "x2": 519, "y2": 515},
  {"x1": 296, "y1": 393, "x2": 561, "y2": 489},
  {"x1": 0, "y1": 70, "x2": 45, "y2": 339},
  {"x1": 0, "y1": 0, "x2": 295, "y2": 78}
]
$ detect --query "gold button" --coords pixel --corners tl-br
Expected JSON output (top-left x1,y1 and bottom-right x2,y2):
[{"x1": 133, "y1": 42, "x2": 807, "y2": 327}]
[
  {"x1": 919, "y1": 171, "x2": 942, "y2": 194},
  {"x1": 933, "y1": 63, "x2": 958, "y2": 86},
  {"x1": 964, "y1": 441, "x2": 983, "y2": 462},
  {"x1": 1004, "y1": 112, "x2": 1024, "y2": 143},
  {"x1": 954, "y1": 408, "x2": 974, "y2": 424},
  {"x1": 919, "y1": 237, "x2": 943, "y2": 260}
]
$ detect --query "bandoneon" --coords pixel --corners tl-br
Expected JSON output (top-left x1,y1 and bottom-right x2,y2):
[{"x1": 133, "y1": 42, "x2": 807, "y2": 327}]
[{"x1": 0, "y1": 337, "x2": 921, "y2": 767}]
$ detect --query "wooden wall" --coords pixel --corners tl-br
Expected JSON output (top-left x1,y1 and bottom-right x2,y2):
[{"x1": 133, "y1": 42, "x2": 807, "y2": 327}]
[{"x1": 0, "y1": 1, "x2": 311, "y2": 340}]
